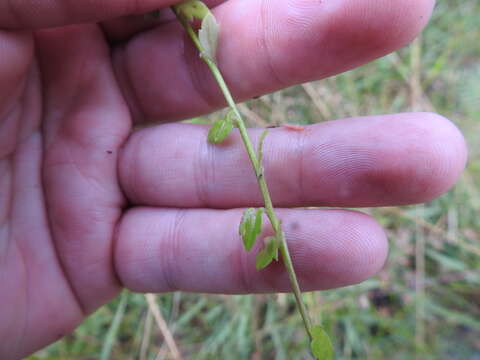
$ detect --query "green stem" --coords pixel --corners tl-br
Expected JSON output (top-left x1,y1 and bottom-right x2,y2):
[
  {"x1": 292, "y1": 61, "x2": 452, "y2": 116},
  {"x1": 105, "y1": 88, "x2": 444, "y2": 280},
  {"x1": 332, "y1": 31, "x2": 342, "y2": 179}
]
[{"x1": 172, "y1": 8, "x2": 313, "y2": 340}]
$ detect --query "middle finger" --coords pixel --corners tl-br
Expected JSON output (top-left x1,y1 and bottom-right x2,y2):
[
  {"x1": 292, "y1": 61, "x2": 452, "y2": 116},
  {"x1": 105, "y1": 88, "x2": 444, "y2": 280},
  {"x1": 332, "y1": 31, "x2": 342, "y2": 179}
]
[{"x1": 119, "y1": 112, "x2": 466, "y2": 208}]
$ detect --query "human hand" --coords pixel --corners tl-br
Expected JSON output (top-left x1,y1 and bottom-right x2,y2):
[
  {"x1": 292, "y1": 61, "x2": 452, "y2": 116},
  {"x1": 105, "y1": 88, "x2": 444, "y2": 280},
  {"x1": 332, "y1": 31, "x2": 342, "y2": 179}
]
[{"x1": 0, "y1": 0, "x2": 466, "y2": 358}]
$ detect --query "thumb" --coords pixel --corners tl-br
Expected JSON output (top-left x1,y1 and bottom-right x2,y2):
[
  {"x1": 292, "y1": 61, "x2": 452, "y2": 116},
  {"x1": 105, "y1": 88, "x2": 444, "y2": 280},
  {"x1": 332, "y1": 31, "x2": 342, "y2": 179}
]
[{"x1": 0, "y1": 0, "x2": 175, "y2": 29}]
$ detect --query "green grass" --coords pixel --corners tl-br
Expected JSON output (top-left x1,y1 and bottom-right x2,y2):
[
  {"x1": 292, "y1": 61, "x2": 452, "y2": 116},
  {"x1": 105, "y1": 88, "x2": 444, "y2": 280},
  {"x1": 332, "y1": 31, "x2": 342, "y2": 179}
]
[{"x1": 30, "y1": 1, "x2": 480, "y2": 359}]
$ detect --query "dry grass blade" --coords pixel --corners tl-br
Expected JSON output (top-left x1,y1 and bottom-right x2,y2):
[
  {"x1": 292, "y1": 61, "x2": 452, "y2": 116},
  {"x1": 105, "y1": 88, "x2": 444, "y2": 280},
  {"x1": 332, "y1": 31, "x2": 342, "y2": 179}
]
[
  {"x1": 145, "y1": 294, "x2": 183, "y2": 360},
  {"x1": 302, "y1": 82, "x2": 332, "y2": 120},
  {"x1": 380, "y1": 207, "x2": 480, "y2": 256},
  {"x1": 100, "y1": 291, "x2": 129, "y2": 360},
  {"x1": 238, "y1": 103, "x2": 269, "y2": 127},
  {"x1": 414, "y1": 207, "x2": 426, "y2": 351},
  {"x1": 139, "y1": 309, "x2": 153, "y2": 360}
]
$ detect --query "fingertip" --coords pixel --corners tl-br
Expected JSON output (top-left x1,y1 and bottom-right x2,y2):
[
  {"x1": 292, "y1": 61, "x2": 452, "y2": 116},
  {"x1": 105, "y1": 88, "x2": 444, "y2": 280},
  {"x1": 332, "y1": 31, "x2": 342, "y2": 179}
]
[
  {"x1": 343, "y1": 211, "x2": 389, "y2": 284},
  {"x1": 349, "y1": 0, "x2": 435, "y2": 49},
  {"x1": 328, "y1": 0, "x2": 435, "y2": 67},
  {"x1": 286, "y1": 210, "x2": 388, "y2": 290},
  {"x1": 398, "y1": 112, "x2": 467, "y2": 203},
  {"x1": 261, "y1": 0, "x2": 436, "y2": 84}
]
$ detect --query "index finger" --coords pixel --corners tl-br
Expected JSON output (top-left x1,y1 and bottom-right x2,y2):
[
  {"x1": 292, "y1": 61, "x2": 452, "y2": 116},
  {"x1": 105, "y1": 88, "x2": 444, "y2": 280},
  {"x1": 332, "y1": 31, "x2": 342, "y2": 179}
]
[{"x1": 0, "y1": 0, "x2": 172, "y2": 29}]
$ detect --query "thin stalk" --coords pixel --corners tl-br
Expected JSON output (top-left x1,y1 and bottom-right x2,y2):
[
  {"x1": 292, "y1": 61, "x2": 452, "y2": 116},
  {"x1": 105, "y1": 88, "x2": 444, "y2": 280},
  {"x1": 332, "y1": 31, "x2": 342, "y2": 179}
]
[
  {"x1": 173, "y1": 9, "x2": 313, "y2": 340},
  {"x1": 100, "y1": 290, "x2": 129, "y2": 360}
]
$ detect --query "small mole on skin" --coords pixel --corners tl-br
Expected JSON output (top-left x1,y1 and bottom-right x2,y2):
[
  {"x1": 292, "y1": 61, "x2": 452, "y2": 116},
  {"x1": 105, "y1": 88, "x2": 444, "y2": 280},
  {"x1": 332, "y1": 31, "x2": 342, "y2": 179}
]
[{"x1": 290, "y1": 221, "x2": 300, "y2": 231}]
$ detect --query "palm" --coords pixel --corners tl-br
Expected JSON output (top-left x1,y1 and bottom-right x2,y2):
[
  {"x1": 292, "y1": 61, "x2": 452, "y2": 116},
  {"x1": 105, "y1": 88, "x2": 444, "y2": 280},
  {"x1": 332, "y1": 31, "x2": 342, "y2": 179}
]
[
  {"x1": 1, "y1": 24, "x2": 129, "y2": 358},
  {"x1": 0, "y1": 1, "x2": 466, "y2": 359}
]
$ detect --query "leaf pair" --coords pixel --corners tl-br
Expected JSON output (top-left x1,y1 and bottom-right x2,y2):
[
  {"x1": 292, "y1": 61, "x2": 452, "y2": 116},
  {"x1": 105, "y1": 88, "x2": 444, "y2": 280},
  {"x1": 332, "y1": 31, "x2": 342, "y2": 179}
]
[
  {"x1": 198, "y1": 13, "x2": 219, "y2": 62},
  {"x1": 255, "y1": 235, "x2": 279, "y2": 270},
  {"x1": 174, "y1": 0, "x2": 219, "y2": 62},
  {"x1": 239, "y1": 208, "x2": 263, "y2": 251},
  {"x1": 238, "y1": 208, "x2": 282, "y2": 270},
  {"x1": 207, "y1": 110, "x2": 236, "y2": 144},
  {"x1": 310, "y1": 325, "x2": 334, "y2": 360}
]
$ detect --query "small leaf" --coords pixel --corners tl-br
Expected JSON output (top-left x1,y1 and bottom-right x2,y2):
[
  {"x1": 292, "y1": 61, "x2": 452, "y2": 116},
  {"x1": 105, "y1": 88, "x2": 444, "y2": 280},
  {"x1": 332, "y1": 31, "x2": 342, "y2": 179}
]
[
  {"x1": 174, "y1": 0, "x2": 209, "y2": 20},
  {"x1": 199, "y1": 12, "x2": 220, "y2": 62},
  {"x1": 256, "y1": 236, "x2": 277, "y2": 270},
  {"x1": 239, "y1": 208, "x2": 263, "y2": 251},
  {"x1": 273, "y1": 232, "x2": 284, "y2": 261},
  {"x1": 225, "y1": 109, "x2": 239, "y2": 127},
  {"x1": 310, "y1": 325, "x2": 334, "y2": 360},
  {"x1": 208, "y1": 114, "x2": 234, "y2": 144}
]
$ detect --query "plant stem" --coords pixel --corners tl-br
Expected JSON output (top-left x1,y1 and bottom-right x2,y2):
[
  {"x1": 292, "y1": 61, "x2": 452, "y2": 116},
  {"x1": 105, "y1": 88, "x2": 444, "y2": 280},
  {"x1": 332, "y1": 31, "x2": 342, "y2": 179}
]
[{"x1": 172, "y1": 8, "x2": 313, "y2": 340}]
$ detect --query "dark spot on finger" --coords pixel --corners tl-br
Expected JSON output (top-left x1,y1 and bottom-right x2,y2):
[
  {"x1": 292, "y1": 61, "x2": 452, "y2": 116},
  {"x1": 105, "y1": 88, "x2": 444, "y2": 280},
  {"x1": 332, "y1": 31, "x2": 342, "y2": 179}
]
[{"x1": 289, "y1": 221, "x2": 300, "y2": 231}]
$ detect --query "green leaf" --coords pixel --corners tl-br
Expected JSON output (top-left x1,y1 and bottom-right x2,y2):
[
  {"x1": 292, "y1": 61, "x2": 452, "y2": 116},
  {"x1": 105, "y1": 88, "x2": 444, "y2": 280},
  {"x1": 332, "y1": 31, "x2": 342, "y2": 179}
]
[
  {"x1": 239, "y1": 208, "x2": 263, "y2": 251},
  {"x1": 208, "y1": 113, "x2": 234, "y2": 144},
  {"x1": 199, "y1": 12, "x2": 220, "y2": 62},
  {"x1": 226, "y1": 109, "x2": 238, "y2": 127},
  {"x1": 310, "y1": 325, "x2": 334, "y2": 360},
  {"x1": 273, "y1": 231, "x2": 284, "y2": 261},
  {"x1": 256, "y1": 236, "x2": 277, "y2": 270},
  {"x1": 174, "y1": 0, "x2": 209, "y2": 20}
]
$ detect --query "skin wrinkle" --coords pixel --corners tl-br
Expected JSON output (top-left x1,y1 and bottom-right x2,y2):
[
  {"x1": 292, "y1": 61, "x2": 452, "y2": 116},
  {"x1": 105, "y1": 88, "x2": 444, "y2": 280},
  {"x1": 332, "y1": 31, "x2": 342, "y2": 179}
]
[
  {"x1": 0, "y1": 103, "x2": 22, "y2": 158},
  {"x1": 119, "y1": 129, "x2": 143, "y2": 204},
  {"x1": 0, "y1": 159, "x2": 12, "y2": 263},
  {"x1": 9, "y1": 133, "x2": 80, "y2": 357},
  {"x1": 0, "y1": 45, "x2": 38, "y2": 356},
  {"x1": 181, "y1": 28, "x2": 225, "y2": 112},
  {"x1": 0, "y1": 47, "x2": 32, "y2": 158},
  {"x1": 259, "y1": 0, "x2": 288, "y2": 88},
  {"x1": 296, "y1": 129, "x2": 308, "y2": 205},
  {"x1": 235, "y1": 236, "x2": 254, "y2": 293},
  {"x1": 194, "y1": 128, "x2": 210, "y2": 207},
  {"x1": 106, "y1": 211, "x2": 125, "y2": 292},
  {"x1": 18, "y1": 62, "x2": 42, "y2": 142},
  {"x1": 5, "y1": 0, "x2": 25, "y2": 28},
  {"x1": 124, "y1": 210, "x2": 169, "y2": 291},
  {"x1": 111, "y1": 45, "x2": 145, "y2": 123},
  {"x1": 0, "y1": 159, "x2": 12, "y2": 266},
  {"x1": 43, "y1": 172, "x2": 113, "y2": 316},
  {"x1": 159, "y1": 209, "x2": 186, "y2": 292},
  {"x1": 39, "y1": 156, "x2": 88, "y2": 320}
]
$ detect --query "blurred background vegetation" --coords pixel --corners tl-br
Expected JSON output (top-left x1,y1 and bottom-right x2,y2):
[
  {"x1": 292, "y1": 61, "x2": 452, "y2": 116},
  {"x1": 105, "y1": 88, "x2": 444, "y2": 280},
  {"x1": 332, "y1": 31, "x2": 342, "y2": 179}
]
[{"x1": 30, "y1": 0, "x2": 479, "y2": 359}]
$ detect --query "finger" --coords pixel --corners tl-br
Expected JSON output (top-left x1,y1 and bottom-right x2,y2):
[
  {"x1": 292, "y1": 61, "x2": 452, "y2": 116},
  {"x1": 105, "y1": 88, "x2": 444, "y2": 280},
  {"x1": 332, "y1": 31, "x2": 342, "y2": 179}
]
[
  {"x1": 113, "y1": 0, "x2": 435, "y2": 122},
  {"x1": 0, "y1": 0, "x2": 174, "y2": 29},
  {"x1": 101, "y1": 0, "x2": 225, "y2": 43},
  {"x1": 114, "y1": 208, "x2": 388, "y2": 293},
  {"x1": 119, "y1": 113, "x2": 467, "y2": 208}
]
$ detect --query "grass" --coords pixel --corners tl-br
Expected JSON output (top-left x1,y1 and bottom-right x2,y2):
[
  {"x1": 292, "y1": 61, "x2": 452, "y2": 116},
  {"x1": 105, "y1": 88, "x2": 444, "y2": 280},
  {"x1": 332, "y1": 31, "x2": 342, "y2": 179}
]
[{"x1": 30, "y1": 1, "x2": 480, "y2": 359}]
